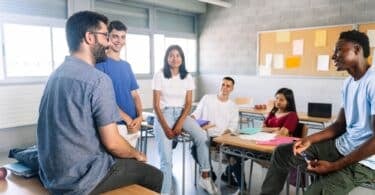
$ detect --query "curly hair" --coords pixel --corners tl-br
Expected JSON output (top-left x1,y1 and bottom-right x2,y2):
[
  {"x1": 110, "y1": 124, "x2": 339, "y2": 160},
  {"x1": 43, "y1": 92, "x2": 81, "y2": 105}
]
[{"x1": 339, "y1": 30, "x2": 370, "y2": 58}]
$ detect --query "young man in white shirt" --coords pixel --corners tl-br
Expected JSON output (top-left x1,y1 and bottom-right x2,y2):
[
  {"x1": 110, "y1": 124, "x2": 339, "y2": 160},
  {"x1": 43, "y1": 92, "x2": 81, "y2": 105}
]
[
  {"x1": 191, "y1": 76, "x2": 239, "y2": 136},
  {"x1": 191, "y1": 76, "x2": 240, "y2": 186}
]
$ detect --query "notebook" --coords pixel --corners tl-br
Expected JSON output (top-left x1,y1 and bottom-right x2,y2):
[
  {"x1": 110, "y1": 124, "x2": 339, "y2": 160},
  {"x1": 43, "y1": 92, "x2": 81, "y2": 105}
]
[
  {"x1": 3, "y1": 162, "x2": 37, "y2": 178},
  {"x1": 196, "y1": 119, "x2": 210, "y2": 127},
  {"x1": 239, "y1": 127, "x2": 261, "y2": 135},
  {"x1": 256, "y1": 136, "x2": 299, "y2": 146}
]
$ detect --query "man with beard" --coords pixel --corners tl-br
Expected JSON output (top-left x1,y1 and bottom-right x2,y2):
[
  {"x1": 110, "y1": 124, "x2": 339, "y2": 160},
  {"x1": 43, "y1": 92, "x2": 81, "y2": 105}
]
[
  {"x1": 260, "y1": 30, "x2": 375, "y2": 195},
  {"x1": 96, "y1": 21, "x2": 143, "y2": 148},
  {"x1": 37, "y1": 11, "x2": 162, "y2": 195}
]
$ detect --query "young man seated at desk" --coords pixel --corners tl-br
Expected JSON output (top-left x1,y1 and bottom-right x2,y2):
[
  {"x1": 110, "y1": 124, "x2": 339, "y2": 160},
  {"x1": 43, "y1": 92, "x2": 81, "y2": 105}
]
[
  {"x1": 190, "y1": 76, "x2": 240, "y2": 186},
  {"x1": 260, "y1": 30, "x2": 375, "y2": 195}
]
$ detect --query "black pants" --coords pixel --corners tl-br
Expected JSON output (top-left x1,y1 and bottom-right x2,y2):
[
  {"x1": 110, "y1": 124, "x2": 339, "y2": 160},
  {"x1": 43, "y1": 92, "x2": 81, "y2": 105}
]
[{"x1": 90, "y1": 158, "x2": 163, "y2": 194}]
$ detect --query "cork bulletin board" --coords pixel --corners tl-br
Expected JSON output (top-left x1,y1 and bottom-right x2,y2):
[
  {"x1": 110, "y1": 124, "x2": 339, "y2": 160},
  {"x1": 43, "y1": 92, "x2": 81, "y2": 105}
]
[
  {"x1": 257, "y1": 25, "x2": 353, "y2": 77},
  {"x1": 359, "y1": 23, "x2": 375, "y2": 65}
]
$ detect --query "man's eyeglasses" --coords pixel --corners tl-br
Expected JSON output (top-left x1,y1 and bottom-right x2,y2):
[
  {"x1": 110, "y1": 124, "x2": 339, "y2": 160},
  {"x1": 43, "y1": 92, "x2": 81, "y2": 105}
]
[{"x1": 90, "y1": 31, "x2": 109, "y2": 39}]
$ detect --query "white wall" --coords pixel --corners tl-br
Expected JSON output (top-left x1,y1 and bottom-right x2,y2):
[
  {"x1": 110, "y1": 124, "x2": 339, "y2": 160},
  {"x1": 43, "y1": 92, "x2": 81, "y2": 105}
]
[{"x1": 0, "y1": 84, "x2": 45, "y2": 129}]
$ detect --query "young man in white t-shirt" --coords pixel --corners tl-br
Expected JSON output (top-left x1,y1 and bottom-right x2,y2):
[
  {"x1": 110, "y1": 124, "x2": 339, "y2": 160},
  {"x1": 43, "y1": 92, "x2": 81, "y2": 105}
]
[
  {"x1": 191, "y1": 76, "x2": 240, "y2": 186},
  {"x1": 191, "y1": 76, "x2": 239, "y2": 136}
]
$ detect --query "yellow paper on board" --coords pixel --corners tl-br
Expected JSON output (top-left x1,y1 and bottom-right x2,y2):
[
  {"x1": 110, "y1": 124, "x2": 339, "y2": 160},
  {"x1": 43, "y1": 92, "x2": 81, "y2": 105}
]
[
  {"x1": 285, "y1": 56, "x2": 301, "y2": 68},
  {"x1": 276, "y1": 31, "x2": 290, "y2": 43},
  {"x1": 315, "y1": 30, "x2": 327, "y2": 47}
]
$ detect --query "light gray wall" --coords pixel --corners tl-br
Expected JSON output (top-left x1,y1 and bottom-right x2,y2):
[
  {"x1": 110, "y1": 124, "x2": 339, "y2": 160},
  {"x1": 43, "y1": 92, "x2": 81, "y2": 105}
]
[{"x1": 197, "y1": 0, "x2": 375, "y2": 113}]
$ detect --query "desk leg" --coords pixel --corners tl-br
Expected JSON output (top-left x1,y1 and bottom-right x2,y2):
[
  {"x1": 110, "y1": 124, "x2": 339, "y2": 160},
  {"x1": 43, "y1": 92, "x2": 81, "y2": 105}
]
[
  {"x1": 144, "y1": 129, "x2": 148, "y2": 155},
  {"x1": 247, "y1": 160, "x2": 254, "y2": 194},
  {"x1": 138, "y1": 129, "x2": 144, "y2": 152},
  {"x1": 218, "y1": 144, "x2": 224, "y2": 193},
  {"x1": 240, "y1": 152, "x2": 245, "y2": 195}
]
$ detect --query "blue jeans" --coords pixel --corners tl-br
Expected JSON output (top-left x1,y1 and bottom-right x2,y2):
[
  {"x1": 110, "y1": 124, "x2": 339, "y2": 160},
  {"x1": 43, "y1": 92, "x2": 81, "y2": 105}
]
[{"x1": 154, "y1": 107, "x2": 210, "y2": 194}]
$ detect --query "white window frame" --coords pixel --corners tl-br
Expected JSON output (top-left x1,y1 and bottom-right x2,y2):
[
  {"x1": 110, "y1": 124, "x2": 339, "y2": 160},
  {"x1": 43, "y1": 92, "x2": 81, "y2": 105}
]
[{"x1": 0, "y1": 13, "x2": 66, "y2": 84}]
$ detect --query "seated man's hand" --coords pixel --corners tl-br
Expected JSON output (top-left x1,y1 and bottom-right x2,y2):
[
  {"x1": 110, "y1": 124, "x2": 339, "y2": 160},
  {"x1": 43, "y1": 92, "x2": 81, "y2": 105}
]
[
  {"x1": 202, "y1": 124, "x2": 216, "y2": 130},
  {"x1": 293, "y1": 138, "x2": 311, "y2": 155},
  {"x1": 307, "y1": 160, "x2": 339, "y2": 174},
  {"x1": 127, "y1": 123, "x2": 138, "y2": 134},
  {"x1": 222, "y1": 129, "x2": 231, "y2": 134},
  {"x1": 128, "y1": 116, "x2": 142, "y2": 132},
  {"x1": 135, "y1": 151, "x2": 147, "y2": 162}
]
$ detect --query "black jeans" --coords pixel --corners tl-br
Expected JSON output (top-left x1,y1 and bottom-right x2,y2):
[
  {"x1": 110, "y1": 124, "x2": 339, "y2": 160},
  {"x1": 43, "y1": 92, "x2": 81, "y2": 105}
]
[{"x1": 90, "y1": 158, "x2": 163, "y2": 194}]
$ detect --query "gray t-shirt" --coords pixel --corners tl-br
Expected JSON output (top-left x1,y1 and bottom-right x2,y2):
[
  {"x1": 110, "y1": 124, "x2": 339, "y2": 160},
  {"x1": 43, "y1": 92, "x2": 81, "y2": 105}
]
[{"x1": 37, "y1": 56, "x2": 121, "y2": 194}]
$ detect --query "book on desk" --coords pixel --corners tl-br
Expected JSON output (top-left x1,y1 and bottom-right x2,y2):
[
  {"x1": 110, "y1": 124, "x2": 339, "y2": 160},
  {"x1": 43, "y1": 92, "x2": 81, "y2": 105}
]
[
  {"x1": 238, "y1": 127, "x2": 299, "y2": 146},
  {"x1": 3, "y1": 162, "x2": 37, "y2": 178}
]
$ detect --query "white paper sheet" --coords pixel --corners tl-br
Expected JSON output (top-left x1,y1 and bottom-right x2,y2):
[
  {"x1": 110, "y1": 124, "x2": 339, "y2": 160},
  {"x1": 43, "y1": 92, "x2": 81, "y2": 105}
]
[
  {"x1": 292, "y1": 39, "x2": 304, "y2": 55},
  {"x1": 273, "y1": 54, "x2": 284, "y2": 69},
  {"x1": 265, "y1": 53, "x2": 272, "y2": 67},
  {"x1": 317, "y1": 55, "x2": 330, "y2": 71},
  {"x1": 259, "y1": 65, "x2": 271, "y2": 76},
  {"x1": 238, "y1": 132, "x2": 276, "y2": 141},
  {"x1": 367, "y1": 30, "x2": 375, "y2": 47}
]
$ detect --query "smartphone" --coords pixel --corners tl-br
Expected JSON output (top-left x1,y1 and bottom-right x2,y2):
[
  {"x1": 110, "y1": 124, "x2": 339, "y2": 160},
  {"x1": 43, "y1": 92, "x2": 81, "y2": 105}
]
[{"x1": 300, "y1": 151, "x2": 311, "y2": 162}]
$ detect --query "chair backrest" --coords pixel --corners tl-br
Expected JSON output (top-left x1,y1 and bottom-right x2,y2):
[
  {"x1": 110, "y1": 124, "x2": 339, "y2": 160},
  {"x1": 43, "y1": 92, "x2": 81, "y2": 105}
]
[{"x1": 292, "y1": 123, "x2": 308, "y2": 138}]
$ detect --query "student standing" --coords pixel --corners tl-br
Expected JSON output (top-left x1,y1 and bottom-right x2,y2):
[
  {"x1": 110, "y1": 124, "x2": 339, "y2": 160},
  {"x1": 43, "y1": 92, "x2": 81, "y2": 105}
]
[
  {"x1": 260, "y1": 30, "x2": 375, "y2": 195},
  {"x1": 96, "y1": 20, "x2": 143, "y2": 147},
  {"x1": 37, "y1": 11, "x2": 162, "y2": 194},
  {"x1": 152, "y1": 45, "x2": 217, "y2": 194}
]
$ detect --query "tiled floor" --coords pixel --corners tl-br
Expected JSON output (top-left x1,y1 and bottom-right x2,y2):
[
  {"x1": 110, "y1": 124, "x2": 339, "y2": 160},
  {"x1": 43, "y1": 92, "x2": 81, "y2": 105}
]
[
  {"x1": 1, "y1": 133, "x2": 373, "y2": 195},
  {"x1": 140, "y1": 136, "x2": 293, "y2": 195},
  {"x1": 0, "y1": 136, "x2": 291, "y2": 195}
]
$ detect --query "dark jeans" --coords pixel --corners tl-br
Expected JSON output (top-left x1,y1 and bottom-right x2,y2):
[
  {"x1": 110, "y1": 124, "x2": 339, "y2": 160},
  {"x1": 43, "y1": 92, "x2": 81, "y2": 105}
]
[
  {"x1": 260, "y1": 139, "x2": 375, "y2": 195},
  {"x1": 90, "y1": 158, "x2": 163, "y2": 194}
]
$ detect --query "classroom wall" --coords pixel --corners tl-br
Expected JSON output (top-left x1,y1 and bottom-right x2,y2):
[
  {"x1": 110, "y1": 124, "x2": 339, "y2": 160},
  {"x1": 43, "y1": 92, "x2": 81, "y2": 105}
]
[
  {"x1": 197, "y1": 0, "x2": 375, "y2": 112},
  {"x1": 0, "y1": 79, "x2": 157, "y2": 151}
]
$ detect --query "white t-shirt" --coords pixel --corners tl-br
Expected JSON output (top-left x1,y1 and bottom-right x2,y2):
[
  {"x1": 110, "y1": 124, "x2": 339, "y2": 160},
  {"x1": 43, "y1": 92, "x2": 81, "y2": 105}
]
[
  {"x1": 152, "y1": 70, "x2": 195, "y2": 109},
  {"x1": 191, "y1": 94, "x2": 239, "y2": 137}
]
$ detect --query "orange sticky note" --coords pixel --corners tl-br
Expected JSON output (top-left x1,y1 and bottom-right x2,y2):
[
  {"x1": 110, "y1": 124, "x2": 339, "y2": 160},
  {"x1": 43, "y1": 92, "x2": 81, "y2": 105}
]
[{"x1": 285, "y1": 56, "x2": 301, "y2": 68}]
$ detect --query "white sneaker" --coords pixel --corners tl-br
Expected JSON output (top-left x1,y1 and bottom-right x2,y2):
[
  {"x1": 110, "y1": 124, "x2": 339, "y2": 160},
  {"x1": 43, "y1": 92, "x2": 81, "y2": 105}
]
[{"x1": 199, "y1": 177, "x2": 218, "y2": 194}]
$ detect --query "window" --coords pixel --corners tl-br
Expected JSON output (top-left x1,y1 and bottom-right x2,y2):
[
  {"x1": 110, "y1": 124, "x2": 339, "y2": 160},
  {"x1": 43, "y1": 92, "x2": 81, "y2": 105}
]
[
  {"x1": 52, "y1": 27, "x2": 69, "y2": 69},
  {"x1": 0, "y1": 0, "x2": 67, "y2": 81},
  {"x1": 3, "y1": 23, "x2": 52, "y2": 77},
  {"x1": 154, "y1": 34, "x2": 197, "y2": 73},
  {"x1": 95, "y1": 0, "x2": 198, "y2": 77},
  {"x1": 2, "y1": 23, "x2": 67, "y2": 78},
  {"x1": 121, "y1": 34, "x2": 150, "y2": 74}
]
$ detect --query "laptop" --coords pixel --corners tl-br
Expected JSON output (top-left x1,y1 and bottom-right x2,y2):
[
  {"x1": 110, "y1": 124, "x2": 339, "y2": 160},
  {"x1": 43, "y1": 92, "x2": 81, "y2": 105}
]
[{"x1": 307, "y1": 102, "x2": 332, "y2": 118}]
